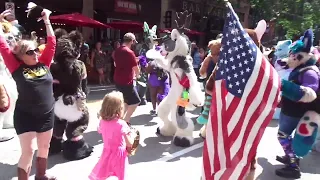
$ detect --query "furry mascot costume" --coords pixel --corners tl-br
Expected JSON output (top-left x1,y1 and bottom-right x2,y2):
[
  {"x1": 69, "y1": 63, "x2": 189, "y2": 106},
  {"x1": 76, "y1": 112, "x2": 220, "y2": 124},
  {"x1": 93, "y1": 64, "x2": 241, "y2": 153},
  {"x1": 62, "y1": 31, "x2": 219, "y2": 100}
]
[
  {"x1": 273, "y1": 40, "x2": 293, "y2": 120},
  {"x1": 138, "y1": 22, "x2": 170, "y2": 115},
  {"x1": 274, "y1": 29, "x2": 320, "y2": 178},
  {"x1": 49, "y1": 30, "x2": 93, "y2": 160},
  {"x1": 146, "y1": 10, "x2": 204, "y2": 147},
  {"x1": 136, "y1": 22, "x2": 158, "y2": 105},
  {"x1": 0, "y1": 20, "x2": 20, "y2": 142}
]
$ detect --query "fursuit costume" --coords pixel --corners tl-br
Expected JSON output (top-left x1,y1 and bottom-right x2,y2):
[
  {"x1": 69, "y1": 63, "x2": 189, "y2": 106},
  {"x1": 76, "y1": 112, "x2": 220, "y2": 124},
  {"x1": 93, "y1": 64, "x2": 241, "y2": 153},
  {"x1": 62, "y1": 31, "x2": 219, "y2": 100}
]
[
  {"x1": 49, "y1": 31, "x2": 93, "y2": 160},
  {"x1": 275, "y1": 29, "x2": 320, "y2": 179},
  {"x1": 138, "y1": 23, "x2": 170, "y2": 113},
  {"x1": 136, "y1": 22, "x2": 158, "y2": 105},
  {"x1": 0, "y1": 20, "x2": 20, "y2": 142},
  {"x1": 273, "y1": 40, "x2": 293, "y2": 120},
  {"x1": 138, "y1": 54, "x2": 170, "y2": 103},
  {"x1": 146, "y1": 11, "x2": 204, "y2": 147}
]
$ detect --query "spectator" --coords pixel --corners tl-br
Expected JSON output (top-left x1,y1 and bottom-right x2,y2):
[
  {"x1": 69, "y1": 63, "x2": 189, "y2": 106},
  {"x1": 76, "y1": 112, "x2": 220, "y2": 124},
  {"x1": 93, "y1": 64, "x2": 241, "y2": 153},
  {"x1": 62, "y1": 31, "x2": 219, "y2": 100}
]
[
  {"x1": 90, "y1": 41, "x2": 109, "y2": 85},
  {"x1": 113, "y1": 33, "x2": 140, "y2": 124}
]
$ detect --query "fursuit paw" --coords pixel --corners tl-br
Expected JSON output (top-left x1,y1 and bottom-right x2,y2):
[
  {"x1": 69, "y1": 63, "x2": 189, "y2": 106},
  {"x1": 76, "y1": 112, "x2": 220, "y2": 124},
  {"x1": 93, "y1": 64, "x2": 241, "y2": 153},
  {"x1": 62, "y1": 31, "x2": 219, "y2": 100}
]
[
  {"x1": 156, "y1": 125, "x2": 175, "y2": 137},
  {"x1": 299, "y1": 86, "x2": 317, "y2": 103},
  {"x1": 48, "y1": 137, "x2": 64, "y2": 155},
  {"x1": 293, "y1": 111, "x2": 320, "y2": 157},
  {"x1": 173, "y1": 135, "x2": 193, "y2": 147},
  {"x1": 62, "y1": 139, "x2": 93, "y2": 161},
  {"x1": 199, "y1": 125, "x2": 206, "y2": 139}
]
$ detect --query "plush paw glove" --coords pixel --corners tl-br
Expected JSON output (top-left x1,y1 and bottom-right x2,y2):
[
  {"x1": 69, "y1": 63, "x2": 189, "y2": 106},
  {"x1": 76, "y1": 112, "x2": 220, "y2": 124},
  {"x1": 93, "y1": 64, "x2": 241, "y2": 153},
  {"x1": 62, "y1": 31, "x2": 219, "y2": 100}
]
[{"x1": 138, "y1": 55, "x2": 148, "y2": 68}]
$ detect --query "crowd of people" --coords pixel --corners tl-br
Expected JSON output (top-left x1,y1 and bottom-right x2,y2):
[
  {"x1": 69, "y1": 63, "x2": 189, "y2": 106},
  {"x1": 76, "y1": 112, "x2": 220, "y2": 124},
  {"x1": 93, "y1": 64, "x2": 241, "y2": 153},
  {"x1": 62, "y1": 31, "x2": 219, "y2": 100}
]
[{"x1": 1, "y1": 3, "x2": 320, "y2": 180}]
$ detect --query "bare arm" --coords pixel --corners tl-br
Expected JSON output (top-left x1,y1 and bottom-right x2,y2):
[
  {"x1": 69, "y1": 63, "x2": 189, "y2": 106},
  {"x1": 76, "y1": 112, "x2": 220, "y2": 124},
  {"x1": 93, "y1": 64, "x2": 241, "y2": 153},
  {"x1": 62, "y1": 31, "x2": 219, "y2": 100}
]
[
  {"x1": 133, "y1": 66, "x2": 140, "y2": 77},
  {"x1": 90, "y1": 51, "x2": 95, "y2": 67},
  {"x1": 199, "y1": 55, "x2": 212, "y2": 78}
]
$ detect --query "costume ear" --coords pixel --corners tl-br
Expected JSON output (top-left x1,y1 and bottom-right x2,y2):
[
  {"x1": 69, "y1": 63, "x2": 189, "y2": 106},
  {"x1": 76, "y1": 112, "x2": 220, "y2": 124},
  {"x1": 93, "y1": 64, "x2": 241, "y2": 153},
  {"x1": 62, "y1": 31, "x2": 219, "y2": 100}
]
[
  {"x1": 151, "y1": 25, "x2": 157, "y2": 33},
  {"x1": 254, "y1": 20, "x2": 267, "y2": 41},
  {"x1": 302, "y1": 29, "x2": 313, "y2": 52},
  {"x1": 285, "y1": 40, "x2": 292, "y2": 46},
  {"x1": 185, "y1": 13, "x2": 192, "y2": 29},
  {"x1": 171, "y1": 29, "x2": 180, "y2": 40},
  {"x1": 143, "y1": 22, "x2": 149, "y2": 33}
]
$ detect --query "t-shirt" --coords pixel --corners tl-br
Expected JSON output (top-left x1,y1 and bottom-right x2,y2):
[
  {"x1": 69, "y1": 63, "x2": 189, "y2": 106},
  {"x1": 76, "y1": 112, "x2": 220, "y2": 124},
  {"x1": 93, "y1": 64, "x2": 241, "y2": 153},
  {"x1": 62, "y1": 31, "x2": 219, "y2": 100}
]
[{"x1": 113, "y1": 45, "x2": 138, "y2": 85}]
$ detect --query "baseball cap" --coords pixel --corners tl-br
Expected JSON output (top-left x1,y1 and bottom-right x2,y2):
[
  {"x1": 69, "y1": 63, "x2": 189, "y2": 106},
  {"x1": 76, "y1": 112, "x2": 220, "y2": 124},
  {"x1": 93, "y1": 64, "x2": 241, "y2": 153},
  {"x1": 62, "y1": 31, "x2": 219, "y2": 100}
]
[{"x1": 124, "y1": 32, "x2": 138, "y2": 43}]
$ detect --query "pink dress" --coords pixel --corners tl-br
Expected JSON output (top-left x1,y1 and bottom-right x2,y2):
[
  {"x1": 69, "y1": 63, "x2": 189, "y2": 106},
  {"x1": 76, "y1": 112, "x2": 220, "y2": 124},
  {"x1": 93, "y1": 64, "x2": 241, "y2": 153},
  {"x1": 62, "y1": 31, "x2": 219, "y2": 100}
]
[{"x1": 89, "y1": 118, "x2": 130, "y2": 180}]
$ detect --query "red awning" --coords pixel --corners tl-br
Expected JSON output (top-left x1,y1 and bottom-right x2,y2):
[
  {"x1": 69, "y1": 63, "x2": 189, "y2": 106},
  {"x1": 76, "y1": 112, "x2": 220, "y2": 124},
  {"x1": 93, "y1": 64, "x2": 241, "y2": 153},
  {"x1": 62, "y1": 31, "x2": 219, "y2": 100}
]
[
  {"x1": 50, "y1": 13, "x2": 112, "y2": 29},
  {"x1": 105, "y1": 21, "x2": 143, "y2": 31},
  {"x1": 159, "y1": 28, "x2": 205, "y2": 35}
]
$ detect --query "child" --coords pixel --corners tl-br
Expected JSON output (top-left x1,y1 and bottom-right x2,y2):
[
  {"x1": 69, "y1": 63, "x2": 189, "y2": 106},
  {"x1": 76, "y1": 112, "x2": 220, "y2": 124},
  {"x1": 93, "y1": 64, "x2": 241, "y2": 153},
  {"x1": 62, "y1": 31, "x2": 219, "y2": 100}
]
[{"x1": 89, "y1": 91, "x2": 134, "y2": 180}]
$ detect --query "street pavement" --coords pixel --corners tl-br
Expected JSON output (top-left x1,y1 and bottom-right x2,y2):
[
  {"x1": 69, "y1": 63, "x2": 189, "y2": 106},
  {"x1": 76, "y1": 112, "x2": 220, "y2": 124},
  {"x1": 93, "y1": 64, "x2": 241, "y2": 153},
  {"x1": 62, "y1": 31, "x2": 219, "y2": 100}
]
[{"x1": 0, "y1": 85, "x2": 320, "y2": 180}]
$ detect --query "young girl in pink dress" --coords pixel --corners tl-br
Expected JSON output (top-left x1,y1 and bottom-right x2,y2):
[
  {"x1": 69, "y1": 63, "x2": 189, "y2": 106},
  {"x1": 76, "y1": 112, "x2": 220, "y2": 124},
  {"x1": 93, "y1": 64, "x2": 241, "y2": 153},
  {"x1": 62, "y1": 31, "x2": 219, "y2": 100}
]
[{"x1": 89, "y1": 91, "x2": 134, "y2": 180}]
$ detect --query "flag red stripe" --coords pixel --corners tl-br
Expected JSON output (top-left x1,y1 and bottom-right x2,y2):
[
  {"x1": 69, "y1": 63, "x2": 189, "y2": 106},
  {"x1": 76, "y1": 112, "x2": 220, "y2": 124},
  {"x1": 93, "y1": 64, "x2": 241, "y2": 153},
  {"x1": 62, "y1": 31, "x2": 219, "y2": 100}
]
[
  {"x1": 203, "y1": 141, "x2": 213, "y2": 179},
  {"x1": 220, "y1": 80, "x2": 231, "y2": 169}
]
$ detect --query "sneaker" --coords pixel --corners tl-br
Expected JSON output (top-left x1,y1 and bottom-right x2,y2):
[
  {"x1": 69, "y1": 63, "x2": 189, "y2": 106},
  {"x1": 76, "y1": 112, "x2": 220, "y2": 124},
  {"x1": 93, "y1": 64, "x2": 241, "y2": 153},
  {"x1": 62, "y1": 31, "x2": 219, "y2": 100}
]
[
  {"x1": 276, "y1": 155, "x2": 300, "y2": 166},
  {"x1": 275, "y1": 165, "x2": 301, "y2": 179},
  {"x1": 150, "y1": 110, "x2": 157, "y2": 116}
]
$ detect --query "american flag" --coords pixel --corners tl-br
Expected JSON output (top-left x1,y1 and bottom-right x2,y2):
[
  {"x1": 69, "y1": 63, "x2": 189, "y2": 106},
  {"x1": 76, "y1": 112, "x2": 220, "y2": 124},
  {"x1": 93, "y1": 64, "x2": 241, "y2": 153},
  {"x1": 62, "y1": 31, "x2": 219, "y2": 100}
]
[{"x1": 202, "y1": 3, "x2": 280, "y2": 180}]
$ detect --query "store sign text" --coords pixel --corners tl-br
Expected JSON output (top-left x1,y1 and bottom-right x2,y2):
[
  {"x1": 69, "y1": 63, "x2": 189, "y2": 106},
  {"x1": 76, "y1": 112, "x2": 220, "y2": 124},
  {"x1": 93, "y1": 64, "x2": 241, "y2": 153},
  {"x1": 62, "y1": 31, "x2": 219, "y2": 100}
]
[
  {"x1": 182, "y1": 1, "x2": 200, "y2": 14},
  {"x1": 114, "y1": 0, "x2": 138, "y2": 14}
]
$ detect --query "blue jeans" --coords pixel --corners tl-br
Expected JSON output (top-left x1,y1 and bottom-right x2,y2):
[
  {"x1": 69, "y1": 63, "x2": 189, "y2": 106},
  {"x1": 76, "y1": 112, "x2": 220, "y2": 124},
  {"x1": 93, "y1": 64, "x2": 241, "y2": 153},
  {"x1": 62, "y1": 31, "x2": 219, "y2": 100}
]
[{"x1": 279, "y1": 113, "x2": 301, "y2": 135}]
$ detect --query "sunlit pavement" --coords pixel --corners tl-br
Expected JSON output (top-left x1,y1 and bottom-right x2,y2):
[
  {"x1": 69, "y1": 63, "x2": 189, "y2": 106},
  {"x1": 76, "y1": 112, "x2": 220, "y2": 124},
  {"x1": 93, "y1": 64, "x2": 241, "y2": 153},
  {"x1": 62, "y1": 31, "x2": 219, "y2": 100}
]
[{"x1": 0, "y1": 85, "x2": 319, "y2": 180}]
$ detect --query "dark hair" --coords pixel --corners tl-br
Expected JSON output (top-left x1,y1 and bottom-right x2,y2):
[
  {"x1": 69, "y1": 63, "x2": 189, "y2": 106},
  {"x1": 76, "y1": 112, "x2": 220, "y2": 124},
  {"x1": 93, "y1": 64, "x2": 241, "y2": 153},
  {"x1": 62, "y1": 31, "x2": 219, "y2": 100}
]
[{"x1": 54, "y1": 28, "x2": 68, "y2": 39}]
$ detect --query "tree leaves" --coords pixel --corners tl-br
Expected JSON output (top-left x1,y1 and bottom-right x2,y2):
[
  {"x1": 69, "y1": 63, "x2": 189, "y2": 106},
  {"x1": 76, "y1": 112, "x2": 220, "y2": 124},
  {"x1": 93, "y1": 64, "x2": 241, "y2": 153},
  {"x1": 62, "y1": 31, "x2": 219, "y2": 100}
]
[{"x1": 250, "y1": 0, "x2": 320, "y2": 39}]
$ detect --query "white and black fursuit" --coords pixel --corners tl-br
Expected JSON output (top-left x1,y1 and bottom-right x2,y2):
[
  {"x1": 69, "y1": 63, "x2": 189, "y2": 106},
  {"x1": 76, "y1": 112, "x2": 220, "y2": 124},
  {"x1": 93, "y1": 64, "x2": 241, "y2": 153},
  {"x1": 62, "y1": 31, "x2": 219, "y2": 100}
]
[{"x1": 49, "y1": 30, "x2": 93, "y2": 160}]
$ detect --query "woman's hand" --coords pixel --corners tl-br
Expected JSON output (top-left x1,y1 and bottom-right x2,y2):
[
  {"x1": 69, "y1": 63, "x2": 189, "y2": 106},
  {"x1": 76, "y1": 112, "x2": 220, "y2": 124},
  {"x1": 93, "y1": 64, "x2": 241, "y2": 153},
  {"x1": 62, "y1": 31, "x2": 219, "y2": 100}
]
[
  {"x1": 41, "y1": 9, "x2": 52, "y2": 22},
  {"x1": 0, "y1": 10, "x2": 11, "y2": 23}
]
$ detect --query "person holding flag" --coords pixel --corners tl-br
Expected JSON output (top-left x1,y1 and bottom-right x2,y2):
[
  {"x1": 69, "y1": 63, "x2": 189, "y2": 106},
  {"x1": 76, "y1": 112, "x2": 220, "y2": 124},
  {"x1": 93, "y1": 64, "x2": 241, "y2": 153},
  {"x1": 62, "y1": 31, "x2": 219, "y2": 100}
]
[{"x1": 202, "y1": 1, "x2": 280, "y2": 180}]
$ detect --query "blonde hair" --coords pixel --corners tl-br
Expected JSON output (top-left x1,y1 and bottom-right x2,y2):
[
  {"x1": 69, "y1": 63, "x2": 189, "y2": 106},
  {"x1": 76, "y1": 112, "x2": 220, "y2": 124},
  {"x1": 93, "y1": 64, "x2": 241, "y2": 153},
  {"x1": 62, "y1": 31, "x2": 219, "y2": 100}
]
[
  {"x1": 99, "y1": 91, "x2": 124, "y2": 120},
  {"x1": 208, "y1": 39, "x2": 221, "y2": 48},
  {"x1": 12, "y1": 40, "x2": 37, "y2": 57}
]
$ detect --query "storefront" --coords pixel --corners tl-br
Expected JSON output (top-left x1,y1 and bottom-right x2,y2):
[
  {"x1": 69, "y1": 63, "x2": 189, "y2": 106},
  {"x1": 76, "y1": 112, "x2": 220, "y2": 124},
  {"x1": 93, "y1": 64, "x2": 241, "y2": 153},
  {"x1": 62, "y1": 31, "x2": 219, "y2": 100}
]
[{"x1": 94, "y1": 0, "x2": 161, "y2": 41}]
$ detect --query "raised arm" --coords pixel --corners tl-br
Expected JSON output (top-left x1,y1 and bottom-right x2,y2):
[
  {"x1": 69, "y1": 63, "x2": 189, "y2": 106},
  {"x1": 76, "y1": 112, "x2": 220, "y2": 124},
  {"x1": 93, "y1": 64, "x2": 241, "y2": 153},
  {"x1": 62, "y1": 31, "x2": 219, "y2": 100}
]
[{"x1": 38, "y1": 9, "x2": 56, "y2": 67}]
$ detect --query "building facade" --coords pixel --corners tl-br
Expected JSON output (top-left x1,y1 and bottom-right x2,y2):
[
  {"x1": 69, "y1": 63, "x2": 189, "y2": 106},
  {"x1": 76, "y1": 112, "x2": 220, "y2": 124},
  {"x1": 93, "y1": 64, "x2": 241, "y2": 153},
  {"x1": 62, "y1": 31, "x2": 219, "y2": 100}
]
[{"x1": 161, "y1": 0, "x2": 250, "y2": 45}]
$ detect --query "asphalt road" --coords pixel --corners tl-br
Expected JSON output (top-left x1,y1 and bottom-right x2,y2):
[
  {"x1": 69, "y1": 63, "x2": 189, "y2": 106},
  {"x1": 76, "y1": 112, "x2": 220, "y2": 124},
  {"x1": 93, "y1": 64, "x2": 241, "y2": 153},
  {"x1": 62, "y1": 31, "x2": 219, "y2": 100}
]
[{"x1": 0, "y1": 85, "x2": 319, "y2": 180}]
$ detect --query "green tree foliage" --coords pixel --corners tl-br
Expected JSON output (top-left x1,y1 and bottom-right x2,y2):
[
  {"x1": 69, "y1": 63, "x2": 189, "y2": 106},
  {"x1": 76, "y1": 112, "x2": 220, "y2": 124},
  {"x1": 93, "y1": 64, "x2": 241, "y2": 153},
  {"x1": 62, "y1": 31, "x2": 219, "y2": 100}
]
[{"x1": 250, "y1": 0, "x2": 320, "y2": 39}]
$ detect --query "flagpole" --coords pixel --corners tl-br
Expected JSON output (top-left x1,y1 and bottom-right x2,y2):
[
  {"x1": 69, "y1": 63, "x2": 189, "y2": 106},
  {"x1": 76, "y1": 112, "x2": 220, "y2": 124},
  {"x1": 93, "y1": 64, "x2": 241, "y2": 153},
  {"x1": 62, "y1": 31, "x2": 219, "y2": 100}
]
[{"x1": 223, "y1": 0, "x2": 239, "y2": 21}]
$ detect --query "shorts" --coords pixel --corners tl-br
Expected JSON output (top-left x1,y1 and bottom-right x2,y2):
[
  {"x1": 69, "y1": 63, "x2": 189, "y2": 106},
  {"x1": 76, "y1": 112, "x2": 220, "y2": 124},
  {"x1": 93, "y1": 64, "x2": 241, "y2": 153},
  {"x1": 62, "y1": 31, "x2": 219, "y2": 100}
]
[
  {"x1": 14, "y1": 108, "x2": 54, "y2": 135},
  {"x1": 115, "y1": 83, "x2": 141, "y2": 105},
  {"x1": 278, "y1": 112, "x2": 301, "y2": 135}
]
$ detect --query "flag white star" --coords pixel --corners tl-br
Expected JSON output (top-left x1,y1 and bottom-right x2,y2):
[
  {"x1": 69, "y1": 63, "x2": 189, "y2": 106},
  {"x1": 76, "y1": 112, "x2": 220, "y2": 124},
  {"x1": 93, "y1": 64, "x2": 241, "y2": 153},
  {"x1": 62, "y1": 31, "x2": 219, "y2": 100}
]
[{"x1": 234, "y1": 73, "x2": 238, "y2": 78}]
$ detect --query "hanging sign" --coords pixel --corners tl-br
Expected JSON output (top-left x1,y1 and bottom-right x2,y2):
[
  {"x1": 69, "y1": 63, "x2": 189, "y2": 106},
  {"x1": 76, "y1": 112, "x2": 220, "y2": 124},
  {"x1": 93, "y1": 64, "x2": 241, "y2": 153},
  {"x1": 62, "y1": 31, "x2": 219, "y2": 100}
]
[{"x1": 114, "y1": 0, "x2": 138, "y2": 14}]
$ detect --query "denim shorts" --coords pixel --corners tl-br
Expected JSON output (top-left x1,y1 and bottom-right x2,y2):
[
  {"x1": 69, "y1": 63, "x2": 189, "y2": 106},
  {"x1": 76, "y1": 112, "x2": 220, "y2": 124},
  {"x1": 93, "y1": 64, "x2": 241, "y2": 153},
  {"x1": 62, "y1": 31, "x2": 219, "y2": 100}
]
[{"x1": 278, "y1": 112, "x2": 301, "y2": 135}]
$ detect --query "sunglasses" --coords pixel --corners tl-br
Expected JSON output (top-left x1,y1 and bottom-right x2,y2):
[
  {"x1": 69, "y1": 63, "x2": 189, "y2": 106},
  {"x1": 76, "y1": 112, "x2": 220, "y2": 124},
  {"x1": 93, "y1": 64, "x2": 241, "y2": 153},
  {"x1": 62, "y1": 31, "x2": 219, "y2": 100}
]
[{"x1": 26, "y1": 48, "x2": 40, "y2": 56}]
